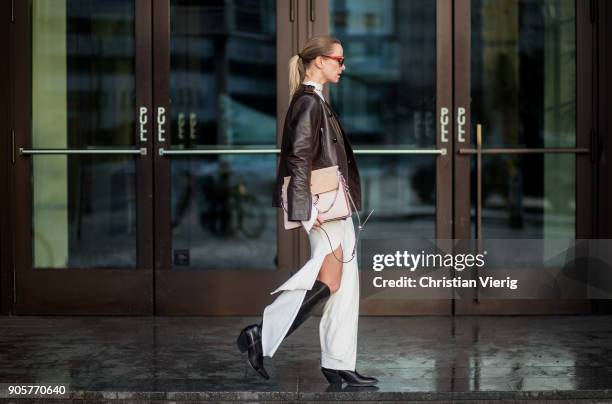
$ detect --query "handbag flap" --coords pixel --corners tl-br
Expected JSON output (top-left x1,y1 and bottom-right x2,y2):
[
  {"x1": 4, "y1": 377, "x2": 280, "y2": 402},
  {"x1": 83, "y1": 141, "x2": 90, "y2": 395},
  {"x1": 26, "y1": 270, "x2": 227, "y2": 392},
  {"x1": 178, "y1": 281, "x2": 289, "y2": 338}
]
[{"x1": 283, "y1": 165, "x2": 339, "y2": 195}]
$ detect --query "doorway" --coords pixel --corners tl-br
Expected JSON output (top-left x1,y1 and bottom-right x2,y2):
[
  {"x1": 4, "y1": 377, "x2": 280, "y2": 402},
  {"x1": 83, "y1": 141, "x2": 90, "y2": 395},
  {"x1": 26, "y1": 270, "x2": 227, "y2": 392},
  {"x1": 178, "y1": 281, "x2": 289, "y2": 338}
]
[{"x1": 9, "y1": 0, "x2": 594, "y2": 315}]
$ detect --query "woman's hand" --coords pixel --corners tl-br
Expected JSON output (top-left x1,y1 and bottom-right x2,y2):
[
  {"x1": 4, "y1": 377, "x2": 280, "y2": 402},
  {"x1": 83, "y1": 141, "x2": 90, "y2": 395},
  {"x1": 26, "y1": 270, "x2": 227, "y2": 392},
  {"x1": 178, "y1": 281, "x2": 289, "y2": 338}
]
[{"x1": 313, "y1": 212, "x2": 324, "y2": 228}]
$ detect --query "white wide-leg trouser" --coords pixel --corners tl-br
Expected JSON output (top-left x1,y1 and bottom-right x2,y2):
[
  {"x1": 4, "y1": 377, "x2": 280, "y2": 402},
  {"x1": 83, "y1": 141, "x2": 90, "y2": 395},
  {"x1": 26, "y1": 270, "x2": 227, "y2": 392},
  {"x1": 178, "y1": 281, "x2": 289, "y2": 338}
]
[{"x1": 261, "y1": 216, "x2": 359, "y2": 371}]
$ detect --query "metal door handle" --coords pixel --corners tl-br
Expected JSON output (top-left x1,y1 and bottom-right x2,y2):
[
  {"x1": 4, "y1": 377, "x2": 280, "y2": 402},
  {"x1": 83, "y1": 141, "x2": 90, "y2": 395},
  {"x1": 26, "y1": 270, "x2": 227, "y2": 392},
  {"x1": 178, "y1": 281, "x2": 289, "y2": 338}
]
[
  {"x1": 353, "y1": 148, "x2": 446, "y2": 155},
  {"x1": 19, "y1": 148, "x2": 147, "y2": 156},
  {"x1": 189, "y1": 112, "x2": 197, "y2": 140},
  {"x1": 309, "y1": 0, "x2": 315, "y2": 21},
  {"x1": 159, "y1": 147, "x2": 280, "y2": 156},
  {"x1": 177, "y1": 112, "x2": 185, "y2": 140},
  {"x1": 464, "y1": 124, "x2": 589, "y2": 237},
  {"x1": 157, "y1": 147, "x2": 447, "y2": 156}
]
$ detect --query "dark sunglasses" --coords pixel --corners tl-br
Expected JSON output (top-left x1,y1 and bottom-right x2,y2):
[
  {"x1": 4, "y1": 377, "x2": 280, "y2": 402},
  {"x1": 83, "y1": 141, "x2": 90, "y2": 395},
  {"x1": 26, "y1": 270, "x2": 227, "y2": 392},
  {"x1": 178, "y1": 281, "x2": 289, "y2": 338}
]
[{"x1": 322, "y1": 55, "x2": 345, "y2": 67}]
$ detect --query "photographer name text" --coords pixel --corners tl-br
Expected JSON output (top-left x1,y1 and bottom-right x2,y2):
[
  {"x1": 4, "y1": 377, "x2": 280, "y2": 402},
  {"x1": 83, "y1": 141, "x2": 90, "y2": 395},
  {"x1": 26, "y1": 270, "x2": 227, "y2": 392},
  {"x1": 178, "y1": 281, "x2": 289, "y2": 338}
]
[{"x1": 370, "y1": 250, "x2": 518, "y2": 290}]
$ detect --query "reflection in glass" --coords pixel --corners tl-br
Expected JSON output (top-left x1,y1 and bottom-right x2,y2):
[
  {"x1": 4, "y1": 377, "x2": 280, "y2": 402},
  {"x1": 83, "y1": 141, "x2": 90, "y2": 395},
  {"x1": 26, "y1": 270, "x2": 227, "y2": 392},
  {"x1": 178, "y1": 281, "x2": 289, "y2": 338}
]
[
  {"x1": 32, "y1": 0, "x2": 135, "y2": 148},
  {"x1": 31, "y1": 1, "x2": 137, "y2": 268},
  {"x1": 474, "y1": 154, "x2": 575, "y2": 238},
  {"x1": 329, "y1": 0, "x2": 437, "y2": 239},
  {"x1": 471, "y1": 0, "x2": 576, "y2": 148},
  {"x1": 171, "y1": 156, "x2": 276, "y2": 269},
  {"x1": 471, "y1": 0, "x2": 577, "y2": 239},
  {"x1": 170, "y1": 0, "x2": 276, "y2": 147},
  {"x1": 329, "y1": 0, "x2": 437, "y2": 147},
  {"x1": 358, "y1": 156, "x2": 436, "y2": 239},
  {"x1": 32, "y1": 156, "x2": 137, "y2": 268},
  {"x1": 169, "y1": 1, "x2": 277, "y2": 270}
]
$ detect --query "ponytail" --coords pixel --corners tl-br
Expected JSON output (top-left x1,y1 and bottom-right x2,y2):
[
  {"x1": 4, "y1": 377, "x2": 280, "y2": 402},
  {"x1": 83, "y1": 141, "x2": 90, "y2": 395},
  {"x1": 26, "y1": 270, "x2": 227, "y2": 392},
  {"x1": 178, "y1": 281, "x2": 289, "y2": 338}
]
[
  {"x1": 288, "y1": 54, "x2": 303, "y2": 99},
  {"x1": 288, "y1": 35, "x2": 341, "y2": 99}
]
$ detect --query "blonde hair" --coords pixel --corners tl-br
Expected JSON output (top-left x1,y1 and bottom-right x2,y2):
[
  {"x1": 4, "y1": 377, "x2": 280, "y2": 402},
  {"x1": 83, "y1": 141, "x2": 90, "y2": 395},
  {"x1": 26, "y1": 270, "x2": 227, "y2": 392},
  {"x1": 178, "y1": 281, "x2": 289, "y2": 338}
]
[{"x1": 288, "y1": 35, "x2": 341, "y2": 99}]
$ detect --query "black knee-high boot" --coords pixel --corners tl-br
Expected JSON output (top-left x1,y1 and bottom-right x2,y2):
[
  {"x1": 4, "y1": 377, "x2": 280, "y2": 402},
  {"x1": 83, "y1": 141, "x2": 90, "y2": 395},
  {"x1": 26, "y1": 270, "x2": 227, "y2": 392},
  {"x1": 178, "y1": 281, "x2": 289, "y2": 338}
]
[
  {"x1": 237, "y1": 322, "x2": 269, "y2": 380},
  {"x1": 284, "y1": 279, "x2": 331, "y2": 339},
  {"x1": 237, "y1": 280, "x2": 330, "y2": 380}
]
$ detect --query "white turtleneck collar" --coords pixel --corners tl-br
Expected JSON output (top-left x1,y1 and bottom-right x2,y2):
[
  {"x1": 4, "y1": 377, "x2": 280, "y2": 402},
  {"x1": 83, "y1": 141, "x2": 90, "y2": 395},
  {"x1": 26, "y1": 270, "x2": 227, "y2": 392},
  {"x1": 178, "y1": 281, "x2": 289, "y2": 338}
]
[{"x1": 302, "y1": 80, "x2": 324, "y2": 101}]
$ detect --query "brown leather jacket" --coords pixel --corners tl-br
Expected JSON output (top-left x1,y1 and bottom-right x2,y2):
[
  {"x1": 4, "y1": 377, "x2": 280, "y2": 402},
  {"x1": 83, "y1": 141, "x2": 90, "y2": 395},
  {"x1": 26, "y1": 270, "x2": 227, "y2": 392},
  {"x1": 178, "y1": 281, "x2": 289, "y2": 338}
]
[{"x1": 272, "y1": 84, "x2": 361, "y2": 221}]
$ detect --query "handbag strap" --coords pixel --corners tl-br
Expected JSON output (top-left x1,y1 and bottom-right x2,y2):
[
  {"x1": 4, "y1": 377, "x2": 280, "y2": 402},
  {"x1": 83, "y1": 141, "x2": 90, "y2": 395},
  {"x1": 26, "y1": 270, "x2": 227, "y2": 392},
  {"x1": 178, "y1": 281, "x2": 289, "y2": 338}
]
[
  {"x1": 280, "y1": 178, "x2": 342, "y2": 213},
  {"x1": 317, "y1": 172, "x2": 374, "y2": 264},
  {"x1": 313, "y1": 182, "x2": 340, "y2": 213},
  {"x1": 280, "y1": 170, "x2": 374, "y2": 264}
]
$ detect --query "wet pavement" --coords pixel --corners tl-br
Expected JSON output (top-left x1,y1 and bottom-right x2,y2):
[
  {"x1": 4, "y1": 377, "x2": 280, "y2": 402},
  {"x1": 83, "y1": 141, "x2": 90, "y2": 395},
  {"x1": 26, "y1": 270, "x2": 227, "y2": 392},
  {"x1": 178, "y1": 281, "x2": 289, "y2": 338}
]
[{"x1": 0, "y1": 315, "x2": 612, "y2": 402}]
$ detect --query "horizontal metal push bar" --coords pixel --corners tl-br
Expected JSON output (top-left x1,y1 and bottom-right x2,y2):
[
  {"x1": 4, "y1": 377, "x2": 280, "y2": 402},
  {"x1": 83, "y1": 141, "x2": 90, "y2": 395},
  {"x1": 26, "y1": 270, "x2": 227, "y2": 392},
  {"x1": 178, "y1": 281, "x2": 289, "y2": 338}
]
[
  {"x1": 159, "y1": 147, "x2": 280, "y2": 156},
  {"x1": 354, "y1": 148, "x2": 447, "y2": 155},
  {"x1": 458, "y1": 147, "x2": 590, "y2": 155},
  {"x1": 19, "y1": 148, "x2": 147, "y2": 156},
  {"x1": 159, "y1": 147, "x2": 447, "y2": 156}
]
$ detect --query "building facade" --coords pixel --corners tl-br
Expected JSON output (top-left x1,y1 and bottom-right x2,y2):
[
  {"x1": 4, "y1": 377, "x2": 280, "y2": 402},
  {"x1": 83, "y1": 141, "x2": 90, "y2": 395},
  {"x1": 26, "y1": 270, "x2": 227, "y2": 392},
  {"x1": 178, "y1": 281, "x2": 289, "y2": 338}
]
[{"x1": 2, "y1": 0, "x2": 611, "y2": 315}]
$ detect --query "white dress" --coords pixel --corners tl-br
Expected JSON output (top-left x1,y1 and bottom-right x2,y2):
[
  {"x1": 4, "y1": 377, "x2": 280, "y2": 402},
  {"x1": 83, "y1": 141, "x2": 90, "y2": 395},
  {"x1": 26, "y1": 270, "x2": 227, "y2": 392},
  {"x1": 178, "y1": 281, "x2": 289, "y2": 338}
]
[{"x1": 261, "y1": 215, "x2": 360, "y2": 371}]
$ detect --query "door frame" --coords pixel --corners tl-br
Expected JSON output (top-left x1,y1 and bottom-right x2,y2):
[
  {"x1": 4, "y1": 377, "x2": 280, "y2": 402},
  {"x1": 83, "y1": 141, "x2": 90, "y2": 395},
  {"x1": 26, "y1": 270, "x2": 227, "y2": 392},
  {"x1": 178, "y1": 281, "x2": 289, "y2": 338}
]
[
  {"x1": 452, "y1": 0, "x2": 595, "y2": 314},
  {"x1": 3, "y1": 0, "x2": 602, "y2": 316},
  {"x1": 152, "y1": 0, "x2": 301, "y2": 315},
  {"x1": 359, "y1": 0, "x2": 455, "y2": 315},
  {"x1": 11, "y1": 0, "x2": 154, "y2": 314},
  {"x1": 153, "y1": 0, "x2": 456, "y2": 315},
  {"x1": 314, "y1": 0, "x2": 455, "y2": 315}
]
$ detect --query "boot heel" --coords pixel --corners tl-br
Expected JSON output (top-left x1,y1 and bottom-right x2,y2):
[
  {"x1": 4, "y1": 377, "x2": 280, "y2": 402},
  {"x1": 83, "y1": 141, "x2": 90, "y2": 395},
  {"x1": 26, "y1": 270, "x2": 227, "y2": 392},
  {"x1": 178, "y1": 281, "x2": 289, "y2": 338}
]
[
  {"x1": 321, "y1": 367, "x2": 343, "y2": 384},
  {"x1": 236, "y1": 330, "x2": 249, "y2": 353}
]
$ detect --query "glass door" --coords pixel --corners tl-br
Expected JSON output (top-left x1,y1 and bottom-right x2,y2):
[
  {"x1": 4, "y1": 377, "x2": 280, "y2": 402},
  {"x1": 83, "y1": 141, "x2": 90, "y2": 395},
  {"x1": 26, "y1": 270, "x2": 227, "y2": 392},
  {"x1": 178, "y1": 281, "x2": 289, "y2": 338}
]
[
  {"x1": 14, "y1": 0, "x2": 594, "y2": 316},
  {"x1": 12, "y1": 0, "x2": 312, "y2": 315},
  {"x1": 152, "y1": 0, "x2": 454, "y2": 315},
  {"x1": 324, "y1": 0, "x2": 454, "y2": 315},
  {"x1": 152, "y1": 0, "x2": 296, "y2": 314},
  {"x1": 13, "y1": 0, "x2": 154, "y2": 314},
  {"x1": 453, "y1": 0, "x2": 595, "y2": 314}
]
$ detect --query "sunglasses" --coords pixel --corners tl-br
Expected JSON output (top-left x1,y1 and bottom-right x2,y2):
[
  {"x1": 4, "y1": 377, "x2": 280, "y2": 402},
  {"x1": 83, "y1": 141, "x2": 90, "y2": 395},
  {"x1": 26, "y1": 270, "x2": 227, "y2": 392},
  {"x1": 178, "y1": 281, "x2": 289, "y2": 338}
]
[{"x1": 322, "y1": 55, "x2": 345, "y2": 67}]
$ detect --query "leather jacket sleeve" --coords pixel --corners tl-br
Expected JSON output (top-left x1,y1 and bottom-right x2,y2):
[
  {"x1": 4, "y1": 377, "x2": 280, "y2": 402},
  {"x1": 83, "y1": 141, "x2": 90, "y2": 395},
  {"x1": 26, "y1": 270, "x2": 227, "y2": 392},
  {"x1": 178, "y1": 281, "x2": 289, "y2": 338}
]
[{"x1": 285, "y1": 95, "x2": 321, "y2": 221}]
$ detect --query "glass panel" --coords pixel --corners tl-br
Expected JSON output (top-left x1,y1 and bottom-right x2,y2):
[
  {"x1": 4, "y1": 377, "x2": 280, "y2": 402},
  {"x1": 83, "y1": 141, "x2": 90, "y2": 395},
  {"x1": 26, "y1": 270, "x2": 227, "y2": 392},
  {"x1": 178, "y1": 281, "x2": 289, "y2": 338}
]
[
  {"x1": 169, "y1": 1, "x2": 277, "y2": 270},
  {"x1": 170, "y1": 0, "x2": 276, "y2": 147},
  {"x1": 171, "y1": 156, "x2": 276, "y2": 270},
  {"x1": 329, "y1": 0, "x2": 437, "y2": 147},
  {"x1": 330, "y1": 0, "x2": 437, "y2": 239},
  {"x1": 31, "y1": 0, "x2": 135, "y2": 148},
  {"x1": 31, "y1": 1, "x2": 137, "y2": 268},
  {"x1": 359, "y1": 156, "x2": 436, "y2": 239},
  {"x1": 471, "y1": 0, "x2": 576, "y2": 148},
  {"x1": 32, "y1": 156, "x2": 137, "y2": 268},
  {"x1": 474, "y1": 154, "x2": 575, "y2": 238}
]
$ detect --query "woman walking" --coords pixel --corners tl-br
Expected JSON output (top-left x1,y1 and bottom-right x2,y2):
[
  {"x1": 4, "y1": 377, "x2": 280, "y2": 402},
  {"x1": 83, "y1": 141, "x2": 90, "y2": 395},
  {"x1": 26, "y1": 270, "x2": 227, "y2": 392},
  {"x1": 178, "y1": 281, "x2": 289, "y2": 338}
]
[{"x1": 236, "y1": 35, "x2": 377, "y2": 387}]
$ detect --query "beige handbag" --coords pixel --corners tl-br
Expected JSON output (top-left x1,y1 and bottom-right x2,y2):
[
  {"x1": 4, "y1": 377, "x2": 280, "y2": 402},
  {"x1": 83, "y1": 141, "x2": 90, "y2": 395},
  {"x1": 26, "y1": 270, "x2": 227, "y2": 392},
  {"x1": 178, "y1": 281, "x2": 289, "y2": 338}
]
[
  {"x1": 281, "y1": 165, "x2": 352, "y2": 230},
  {"x1": 280, "y1": 165, "x2": 373, "y2": 263}
]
